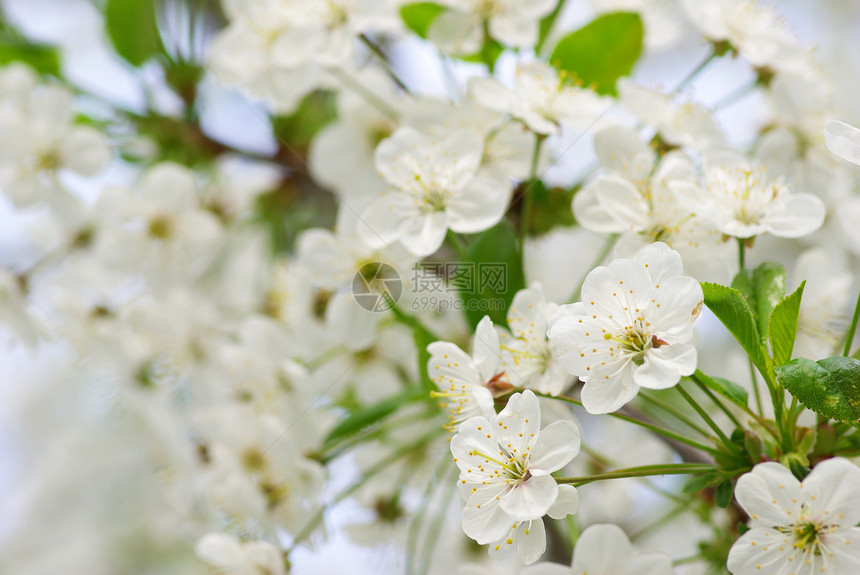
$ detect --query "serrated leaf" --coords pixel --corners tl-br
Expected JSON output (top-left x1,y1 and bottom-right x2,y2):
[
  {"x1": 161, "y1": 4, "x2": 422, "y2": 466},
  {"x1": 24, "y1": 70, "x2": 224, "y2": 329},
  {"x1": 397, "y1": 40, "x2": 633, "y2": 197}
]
[
  {"x1": 701, "y1": 282, "x2": 771, "y2": 378},
  {"x1": 105, "y1": 0, "x2": 163, "y2": 67},
  {"x1": 462, "y1": 222, "x2": 525, "y2": 330},
  {"x1": 549, "y1": 12, "x2": 644, "y2": 96},
  {"x1": 324, "y1": 387, "x2": 426, "y2": 447},
  {"x1": 0, "y1": 39, "x2": 60, "y2": 75},
  {"x1": 769, "y1": 281, "x2": 805, "y2": 366},
  {"x1": 776, "y1": 356, "x2": 860, "y2": 426},
  {"x1": 694, "y1": 369, "x2": 748, "y2": 408},
  {"x1": 400, "y1": 2, "x2": 445, "y2": 38}
]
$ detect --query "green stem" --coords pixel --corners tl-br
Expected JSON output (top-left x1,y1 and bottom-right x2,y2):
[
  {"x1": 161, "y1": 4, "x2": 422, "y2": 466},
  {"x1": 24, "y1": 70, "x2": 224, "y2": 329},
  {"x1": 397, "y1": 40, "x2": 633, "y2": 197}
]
[
  {"x1": 748, "y1": 359, "x2": 764, "y2": 415},
  {"x1": 713, "y1": 80, "x2": 757, "y2": 110},
  {"x1": 446, "y1": 230, "x2": 467, "y2": 259},
  {"x1": 390, "y1": 303, "x2": 441, "y2": 341},
  {"x1": 737, "y1": 237, "x2": 746, "y2": 273},
  {"x1": 358, "y1": 33, "x2": 412, "y2": 94},
  {"x1": 675, "y1": 385, "x2": 742, "y2": 456},
  {"x1": 520, "y1": 133, "x2": 545, "y2": 250},
  {"x1": 406, "y1": 456, "x2": 454, "y2": 575},
  {"x1": 569, "y1": 234, "x2": 619, "y2": 303},
  {"x1": 843, "y1": 289, "x2": 860, "y2": 356},
  {"x1": 541, "y1": 393, "x2": 723, "y2": 456},
  {"x1": 555, "y1": 463, "x2": 716, "y2": 486},
  {"x1": 674, "y1": 50, "x2": 716, "y2": 92},
  {"x1": 638, "y1": 392, "x2": 712, "y2": 437},
  {"x1": 288, "y1": 428, "x2": 442, "y2": 552},
  {"x1": 326, "y1": 68, "x2": 398, "y2": 120},
  {"x1": 689, "y1": 378, "x2": 744, "y2": 430},
  {"x1": 689, "y1": 370, "x2": 778, "y2": 439}
]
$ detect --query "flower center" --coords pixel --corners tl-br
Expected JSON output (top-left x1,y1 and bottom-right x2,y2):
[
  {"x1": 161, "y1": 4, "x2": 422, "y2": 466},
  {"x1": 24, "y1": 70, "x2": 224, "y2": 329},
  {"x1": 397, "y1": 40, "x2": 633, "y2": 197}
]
[{"x1": 421, "y1": 189, "x2": 447, "y2": 213}]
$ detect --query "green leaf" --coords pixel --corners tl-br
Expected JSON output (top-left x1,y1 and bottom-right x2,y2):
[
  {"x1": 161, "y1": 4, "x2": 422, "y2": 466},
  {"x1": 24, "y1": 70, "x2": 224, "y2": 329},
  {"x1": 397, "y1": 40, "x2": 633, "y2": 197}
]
[
  {"x1": 731, "y1": 262, "x2": 786, "y2": 345},
  {"x1": 105, "y1": 0, "x2": 163, "y2": 67},
  {"x1": 776, "y1": 356, "x2": 860, "y2": 426},
  {"x1": 0, "y1": 39, "x2": 60, "y2": 75},
  {"x1": 529, "y1": 181, "x2": 577, "y2": 236},
  {"x1": 693, "y1": 370, "x2": 748, "y2": 408},
  {"x1": 389, "y1": 305, "x2": 440, "y2": 391},
  {"x1": 715, "y1": 480, "x2": 734, "y2": 508},
  {"x1": 400, "y1": 2, "x2": 446, "y2": 38},
  {"x1": 462, "y1": 221, "x2": 525, "y2": 330},
  {"x1": 324, "y1": 387, "x2": 426, "y2": 447},
  {"x1": 769, "y1": 281, "x2": 805, "y2": 366},
  {"x1": 272, "y1": 90, "x2": 338, "y2": 149},
  {"x1": 701, "y1": 282, "x2": 771, "y2": 378},
  {"x1": 682, "y1": 473, "x2": 715, "y2": 494},
  {"x1": 549, "y1": 12, "x2": 644, "y2": 96}
]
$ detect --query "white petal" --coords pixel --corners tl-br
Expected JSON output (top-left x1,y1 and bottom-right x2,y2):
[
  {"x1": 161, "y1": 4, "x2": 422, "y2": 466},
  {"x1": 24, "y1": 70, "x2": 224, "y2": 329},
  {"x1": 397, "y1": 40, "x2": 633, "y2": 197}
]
[
  {"x1": 633, "y1": 241, "x2": 684, "y2": 284},
  {"x1": 463, "y1": 484, "x2": 513, "y2": 543},
  {"x1": 573, "y1": 184, "x2": 628, "y2": 233},
  {"x1": 735, "y1": 462, "x2": 803, "y2": 526},
  {"x1": 399, "y1": 211, "x2": 448, "y2": 257},
  {"x1": 593, "y1": 175, "x2": 650, "y2": 232},
  {"x1": 142, "y1": 163, "x2": 198, "y2": 211},
  {"x1": 529, "y1": 420, "x2": 580, "y2": 474},
  {"x1": 516, "y1": 518, "x2": 548, "y2": 565},
  {"x1": 825, "y1": 120, "x2": 860, "y2": 166},
  {"x1": 802, "y1": 457, "x2": 860, "y2": 526},
  {"x1": 428, "y1": 342, "x2": 481, "y2": 390},
  {"x1": 580, "y1": 362, "x2": 639, "y2": 414},
  {"x1": 762, "y1": 193, "x2": 825, "y2": 238},
  {"x1": 474, "y1": 316, "x2": 501, "y2": 383},
  {"x1": 627, "y1": 551, "x2": 674, "y2": 575},
  {"x1": 828, "y1": 527, "x2": 860, "y2": 573},
  {"x1": 593, "y1": 125, "x2": 654, "y2": 181},
  {"x1": 58, "y1": 126, "x2": 111, "y2": 176},
  {"x1": 571, "y1": 524, "x2": 633, "y2": 575},
  {"x1": 633, "y1": 344, "x2": 697, "y2": 390},
  {"x1": 726, "y1": 527, "x2": 792, "y2": 575},
  {"x1": 446, "y1": 176, "x2": 509, "y2": 234},
  {"x1": 546, "y1": 484, "x2": 578, "y2": 520},
  {"x1": 499, "y1": 473, "x2": 557, "y2": 519}
]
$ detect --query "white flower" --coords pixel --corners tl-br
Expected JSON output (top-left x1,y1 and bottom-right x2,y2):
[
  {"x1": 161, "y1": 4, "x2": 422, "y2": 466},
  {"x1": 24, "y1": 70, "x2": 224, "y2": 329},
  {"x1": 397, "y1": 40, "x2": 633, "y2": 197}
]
[
  {"x1": 208, "y1": 0, "x2": 323, "y2": 113},
  {"x1": 471, "y1": 62, "x2": 610, "y2": 135},
  {"x1": 521, "y1": 523, "x2": 674, "y2": 575},
  {"x1": 360, "y1": 126, "x2": 510, "y2": 256},
  {"x1": 617, "y1": 79, "x2": 727, "y2": 152},
  {"x1": 451, "y1": 389, "x2": 580, "y2": 557},
  {"x1": 500, "y1": 282, "x2": 570, "y2": 396},
  {"x1": 428, "y1": 0, "x2": 556, "y2": 54},
  {"x1": 793, "y1": 249, "x2": 852, "y2": 360},
  {"x1": 428, "y1": 316, "x2": 501, "y2": 432},
  {"x1": 548, "y1": 242, "x2": 703, "y2": 414},
  {"x1": 669, "y1": 156, "x2": 826, "y2": 240},
  {"x1": 573, "y1": 125, "x2": 731, "y2": 272},
  {"x1": 727, "y1": 458, "x2": 860, "y2": 575},
  {"x1": 195, "y1": 533, "x2": 286, "y2": 575},
  {"x1": 681, "y1": 0, "x2": 808, "y2": 73},
  {"x1": 0, "y1": 65, "x2": 110, "y2": 208},
  {"x1": 825, "y1": 120, "x2": 860, "y2": 167}
]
